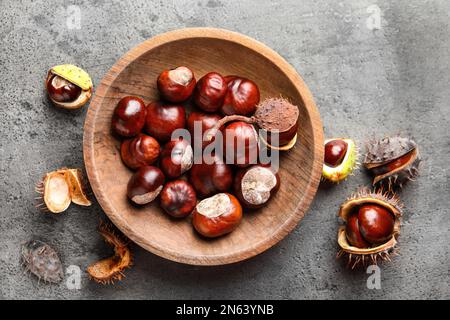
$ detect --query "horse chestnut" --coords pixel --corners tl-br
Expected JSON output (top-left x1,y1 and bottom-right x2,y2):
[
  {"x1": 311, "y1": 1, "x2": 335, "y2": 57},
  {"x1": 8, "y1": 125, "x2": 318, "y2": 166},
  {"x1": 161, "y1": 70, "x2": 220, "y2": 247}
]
[
  {"x1": 192, "y1": 193, "x2": 242, "y2": 238},
  {"x1": 46, "y1": 64, "x2": 92, "y2": 110},
  {"x1": 324, "y1": 139, "x2": 348, "y2": 167},
  {"x1": 187, "y1": 111, "x2": 222, "y2": 149},
  {"x1": 358, "y1": 204, "x2": 395, "y2": 244},
  {"x1": 189, "y1": 155, "x2": 233, "y2": 198},
  {"x1": 234, "y1": 165, "x2": 280, "y2": 209},
  {"x1": 223, "y1": 121, "x2": 259, "y2": 167},
  {"x1": 345, "y1": 204, "x2": 395, "y2": 248},
  {"x1": 47, "y1": 74, "x2": 81, "y2": 103},
  {"x1": 157, "y1": 66, "x2": 196, "y2": 103},
  {"x1": 120, "y1": 134, "x2": 160, "y2": 170},
  {"x1": 111, "y1": 96, "x2": 147, "y2": 137},
  {"x1": 160, "y1": 139, "x2": 193, "y2": 179},
  {"x1": 193, "y1": 72, "x2": 227, "y2": 112},
  {"x1": 345, "y1": 212, "x2": 370, "y2": 248},
  {"x1": 160, "y1": 180, "x2": 197, "y2": 218},
  {"x1": 127, "y1": 166, "x2": 165, "y2": 205},
  {"x1": 145, "y1": 101, "x2": 186, "y2": 142},
  {"x1": 221, "y1": 77, "x2": 260, "y2": 116}
]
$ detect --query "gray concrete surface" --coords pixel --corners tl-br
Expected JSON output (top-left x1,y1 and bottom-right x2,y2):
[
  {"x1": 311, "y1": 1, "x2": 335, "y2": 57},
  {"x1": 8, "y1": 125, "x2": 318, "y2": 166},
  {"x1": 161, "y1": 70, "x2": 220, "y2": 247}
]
[{"x1": 1, "y1": 0, "x2": 449, "y2": 300}]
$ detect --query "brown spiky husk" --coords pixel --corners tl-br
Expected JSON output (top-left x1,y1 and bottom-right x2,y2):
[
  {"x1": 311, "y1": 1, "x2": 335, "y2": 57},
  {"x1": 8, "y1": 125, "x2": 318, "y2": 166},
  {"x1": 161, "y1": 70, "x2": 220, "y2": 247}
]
[
  {"x1": 64, "y1": 169, "x2": 92, "y2": 206},
  {"x1": 337, "y1": 188, "x2": 403, "y2": 269},
  {"x1": 87, "y1": 221, "x2": 132, "y2": 285},
  {"x1": 364, "y1": 136, "x2": 421, "y2": 190},
  {"x1": 337, "y1": 244, "x2": 399, "y2": 270},
  {"x1": 21, "y1": 240, "x2": 64, "y2": 283}
]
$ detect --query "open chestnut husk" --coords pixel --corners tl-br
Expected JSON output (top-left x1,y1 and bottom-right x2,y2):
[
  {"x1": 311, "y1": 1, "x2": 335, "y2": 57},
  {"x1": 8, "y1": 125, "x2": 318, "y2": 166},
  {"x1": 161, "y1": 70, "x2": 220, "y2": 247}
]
[
  {"x1": 207, "y1": 98, "x2": 299, "y2": 151},
  {"x1": 157, "y1": 66, "x2": 196, "y2": 103},
  {"x1": 337, "y1": 188, "x2": 403, "y2": 269},
  {"x1": 364, "y1": 135, "x2": 421, "y2": 190},
  {"x1": 121, "y1": 133, "x2": 160, "y2": 170},
  {"x1": 35, "y1": 168, "x2": 91, "y2": 214},
  {"x1": 160, "y1": 180, "x2": 197, "y2": 218},
  {"x1": 234, "y1": 164, "x2": 280, "y2": 209},
  {"x1": 189, "y1": 155, "x2": 233, "y2": 198},
  {"x1": 192, "y1": 193, "x2": 242, "y2": 238},
  {"x1": 221, "y1": 77, "x2": 260, "y2": 116},
  {"x1": 160, "y1": 138, "x2": 193, "y2": 179},
  {"x1": 194, "y1": 72, "x2": 227, "y2": 112},
  {"x1": 111, "y1": 96, "x2": 147, "y2": 138},
  {"x1": 322, "y1": 138, "x2": 358, "y2": 183},
  {"x1": 45, "y1": 64, "x2": 92, "y2": 109},
  {"x1": 126, "y1": 166, "x2": 165, "y2": 205},
  {"x1": 145, "y1": 101, "x2": 186, "y2": 142}
]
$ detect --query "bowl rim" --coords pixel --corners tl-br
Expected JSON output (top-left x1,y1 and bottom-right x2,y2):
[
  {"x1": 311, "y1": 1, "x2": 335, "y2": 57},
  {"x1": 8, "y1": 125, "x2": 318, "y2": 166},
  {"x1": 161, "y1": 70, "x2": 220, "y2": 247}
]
[{"x1": 83, "y1": 27, "x2": 324, "y2": 265}]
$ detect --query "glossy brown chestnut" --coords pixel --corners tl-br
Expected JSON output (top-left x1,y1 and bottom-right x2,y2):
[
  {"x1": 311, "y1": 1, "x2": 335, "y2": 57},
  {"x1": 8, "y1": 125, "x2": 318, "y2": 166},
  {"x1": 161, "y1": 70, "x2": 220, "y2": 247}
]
[
  {"x1": 223, "y1": 121, "x2": 259, "y2": 167},
  {"x1": 111, "y1": 96, "x2": 147, "y2": 137},
  {"x1": 189, "y1": 155, "x2": 233, "y2": 198},
  {"x1": 345, "y1": 212, "x2": 370, "y2": 248},
  {"x1": 193, "y1": 72, "x2": 227, "y2": 112},
  {"x1": 145, "y1": 101, "x2": 186, "y2": 142},
  {"x1": 192, "y1": 193, "x2": 242, "y2": 238},
  {"x1": 187, "y1": 111, "x2": 222, "y2": 149},
  {"x1": 126, "y1": 166, "x2": 165, "y2": 205},
  {"x1": 157, "y1": 66, "x2": 196, "y2": 103},
  {"x1": 324, "y1": 139, "x2": 348, "y2": 167},
  {"x1": 120, "y1": 133, "x2": 160, "y2": 170},
  {"x1": 234, "y1": 165, "x2": 280, "y2": 209},
  {"x1": 358, "y1": 204, "x2": 395, "y2": 244},
  {"x1": 221, "y1": 77, "x2": 260, "y2": 116},
  {"x1": 160, "y1": 180, "x2": 197, "y2": 218},
  {"x1": 47, "y1": 74, "x2": 82, "y2": 103},
  {"x1": 160, "y1": 138, "x2": 193, "y2": 179}
]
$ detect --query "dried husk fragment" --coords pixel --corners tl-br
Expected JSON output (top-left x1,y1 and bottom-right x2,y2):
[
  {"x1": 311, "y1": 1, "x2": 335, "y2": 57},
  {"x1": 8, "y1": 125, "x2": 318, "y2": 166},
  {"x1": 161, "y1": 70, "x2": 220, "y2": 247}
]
[
  {"x1": 87, "y1": 222, "x2": 132, "y2": 285},
  {"x1": 21, "y1": 240, "x2": 64, "y2": 283}
]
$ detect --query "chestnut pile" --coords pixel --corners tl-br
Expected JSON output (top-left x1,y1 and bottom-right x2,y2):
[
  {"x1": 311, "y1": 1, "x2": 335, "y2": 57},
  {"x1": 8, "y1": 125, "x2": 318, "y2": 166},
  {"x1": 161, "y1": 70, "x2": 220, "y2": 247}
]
[{"x1": 111, "y1": 66, "x2": 297, "y2": 238}]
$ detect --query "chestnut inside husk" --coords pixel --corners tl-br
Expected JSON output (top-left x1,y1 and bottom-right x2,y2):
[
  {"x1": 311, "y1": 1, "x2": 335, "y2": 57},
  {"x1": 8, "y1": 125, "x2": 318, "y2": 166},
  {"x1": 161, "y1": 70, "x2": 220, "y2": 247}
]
[
  {"x1": 337, "y1": 188, "x2": 403, "y2": 269},
  {"x1": 322, "y1": 138, "x2": 358, "y2": 183},
  {"x1": 45, "y1": 64, "x2": 92, "y2": 109},
  {"x1": 364, "y1": 135, "x2": 421, "y2": 190}
]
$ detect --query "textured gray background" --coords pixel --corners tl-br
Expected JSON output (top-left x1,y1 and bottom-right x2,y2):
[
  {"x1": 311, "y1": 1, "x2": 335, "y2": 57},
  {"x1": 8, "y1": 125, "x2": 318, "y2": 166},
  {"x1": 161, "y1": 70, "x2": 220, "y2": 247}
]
[{"x1": 1, "y1": 0, "x2": 449, "y2": 300}]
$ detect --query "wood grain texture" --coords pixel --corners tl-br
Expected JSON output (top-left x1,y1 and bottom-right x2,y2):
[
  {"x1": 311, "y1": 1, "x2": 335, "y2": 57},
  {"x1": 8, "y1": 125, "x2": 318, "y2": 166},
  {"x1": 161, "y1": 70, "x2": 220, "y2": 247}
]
[{"x1": 83, "y1": 28, "x2": 324, "y2": 265}]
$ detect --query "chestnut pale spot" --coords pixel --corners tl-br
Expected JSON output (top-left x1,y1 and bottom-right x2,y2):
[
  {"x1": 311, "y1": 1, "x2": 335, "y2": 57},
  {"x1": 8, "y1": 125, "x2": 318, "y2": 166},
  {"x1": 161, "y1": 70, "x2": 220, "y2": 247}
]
[
  {"x1": 131, "y1": 185, "x2": 163, "y2": 205},
  {"x1": 168, "y1": 67, "x2": 193, "y2": 86},
  {"x1": 180, "y1": 144, "x2": 193, "y2": 172},
  {"x1": 124, "y1": 100, "x2": 143, "y2": 116},
  {"x1": 241, "y1": 166, "x2": 277, "y2": 205},
  {"x1": 196, "y1": 193, "x2": 232, "y2": 218}
]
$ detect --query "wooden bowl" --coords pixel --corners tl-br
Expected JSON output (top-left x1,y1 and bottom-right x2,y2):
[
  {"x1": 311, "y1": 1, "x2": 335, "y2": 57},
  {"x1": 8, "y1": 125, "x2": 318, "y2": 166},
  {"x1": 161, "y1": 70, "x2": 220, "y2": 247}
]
[{"x1": 83, "y1": 28, "x2": 323, "y2": 265}]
